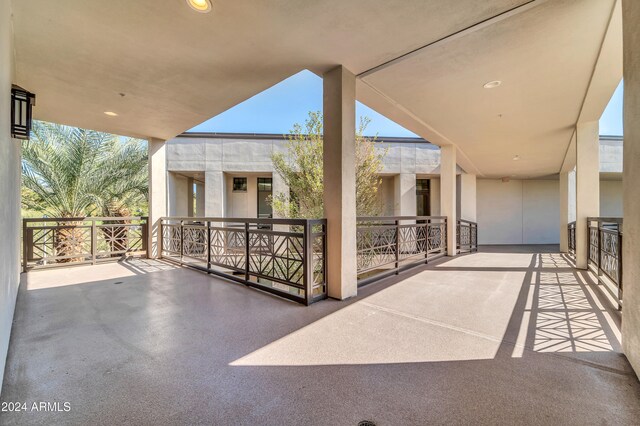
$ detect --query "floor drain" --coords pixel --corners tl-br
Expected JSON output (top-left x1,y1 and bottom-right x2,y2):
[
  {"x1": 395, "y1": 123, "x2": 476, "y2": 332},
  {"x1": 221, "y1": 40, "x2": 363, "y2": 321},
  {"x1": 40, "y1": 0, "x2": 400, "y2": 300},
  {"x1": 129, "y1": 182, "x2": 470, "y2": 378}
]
[
  {"x1": 358, "y1": 421, "x2": 376, "y2": 426},
  {"x1": 113, "y1": 281, "x2": 123, "y2": 285}
]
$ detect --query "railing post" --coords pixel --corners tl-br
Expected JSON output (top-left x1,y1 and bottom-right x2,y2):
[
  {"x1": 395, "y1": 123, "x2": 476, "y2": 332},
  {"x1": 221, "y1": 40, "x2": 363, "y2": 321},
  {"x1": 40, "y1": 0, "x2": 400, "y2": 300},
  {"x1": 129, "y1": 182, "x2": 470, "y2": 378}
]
[
  {"x1": 158, "y1": 218, "x2": 163, "y2": 259},
  {"x1": 141, "y1": 217, "x2": 149, "y2": 257},
  {"x1": 596, "y1": 220, "x2": 602, "y2": 276},
  {"x1": 22, "y1": 219, "x2": 28, "y2": 273},
  {"x1": 425, "y1": 218, "x2": 430, "y2": 263},
  {"x1": 244, "y1": 222, "x2": 250, "y2": 283},
  {"x1": 303, "y1": 221, "x2": 313, "y2": 306},
  {"x1": 618, "y1": 229, "x2": 623, "y2": 310},
  {"x1": 91, "y1": 219, "x2": 97, "y2": 265},
  {"x1": 179, "y1": 219, "x2": 184, "y2": 263},
  {"x1": 395, "y1": 219, "x2": 400, "y2": 274},
  {"x1": 207, "y1": 220, "x2": 212, "y2": 273},
  {"x1": 444, "y1": 218, "x2": 447, "y2": 254}
]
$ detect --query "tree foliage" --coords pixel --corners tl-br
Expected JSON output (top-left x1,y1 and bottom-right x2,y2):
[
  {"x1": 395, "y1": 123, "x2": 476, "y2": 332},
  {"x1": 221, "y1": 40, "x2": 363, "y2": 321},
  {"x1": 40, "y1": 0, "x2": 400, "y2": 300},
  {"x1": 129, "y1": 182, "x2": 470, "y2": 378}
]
[
  {"x1": 270, "y1": 111, "x2": 387, "y2": 218},
  {"x1": 21, "y1": 121, "x2": 148, "y2": 218}
]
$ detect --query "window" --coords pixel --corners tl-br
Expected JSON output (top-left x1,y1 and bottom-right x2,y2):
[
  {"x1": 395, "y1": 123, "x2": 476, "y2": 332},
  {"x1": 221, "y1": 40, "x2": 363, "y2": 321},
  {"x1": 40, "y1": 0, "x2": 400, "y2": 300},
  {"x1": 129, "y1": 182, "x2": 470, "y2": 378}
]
[
  {"x1": 233, "y1": 177, "x2": 247, "y2": 192},
  {"x1": 416, "y1": 179, "x2": 430, "y2": 216},
  {"x1": 416, "y1": 179, "x2": 430, "y2": 191},
  {"x1": 257, "y1": 177, "x2": 272, "y2": 191}
]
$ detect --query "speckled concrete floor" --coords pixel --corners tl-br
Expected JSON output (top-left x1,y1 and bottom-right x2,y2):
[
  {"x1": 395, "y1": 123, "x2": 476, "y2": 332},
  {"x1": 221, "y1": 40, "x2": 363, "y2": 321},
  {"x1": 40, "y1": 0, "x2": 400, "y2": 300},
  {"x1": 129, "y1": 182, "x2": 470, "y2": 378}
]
[{"x1": 1, "y1": 250, "x2": 639, "y2": 425}]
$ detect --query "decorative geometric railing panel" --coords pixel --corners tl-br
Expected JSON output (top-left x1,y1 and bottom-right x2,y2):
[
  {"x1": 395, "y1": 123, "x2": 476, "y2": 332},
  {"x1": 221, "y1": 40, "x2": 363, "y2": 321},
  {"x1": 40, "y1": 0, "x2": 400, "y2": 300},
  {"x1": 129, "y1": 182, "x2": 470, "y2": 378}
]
[
  {"x1": 356, "y1": 224, "x2": 397, "y2": 273},
  {"x1": 600, "y1": 229, "x2": 620, "y2": 285},
  {"x1": 210, "y1": 228, "x2": 246, "y2": 271},
  {"x1": 160, "y1": 218, "x2": 327, "y2": 305},
  {"x1": 248, "y1": 232, "x2": 304, "y2": 286},
  {"x1": 356, "y1": 217, "x2": 448, "y2": 284},
  {"x1": 23, "y1": 217, "x2": 148, "y2": 271},
  {"x1": 586, "y1": 217, "x2": 623, "y2": 309},
  {"x1": 182, "y1": 225, "x2": 208, "y2": 261},
  {"x1": 568, "y1": 221, "x2": 576, "y2": 255},
  {"x1": 96, "y1": 223, "x2": 144, "y2": 257},
  {"x1": 588, "y1": 226, "x2": 599, "y2": 266},
  {"x1": 456, "y1": 219, "x2": 477, "y2": 254}
]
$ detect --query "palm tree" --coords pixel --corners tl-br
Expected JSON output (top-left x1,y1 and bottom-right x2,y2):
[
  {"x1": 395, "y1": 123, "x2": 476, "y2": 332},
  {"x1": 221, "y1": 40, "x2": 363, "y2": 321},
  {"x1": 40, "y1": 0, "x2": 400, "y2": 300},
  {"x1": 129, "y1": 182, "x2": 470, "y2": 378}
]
[{"x1": 22, "y1": 121, "x2": 148, "y2": 260}]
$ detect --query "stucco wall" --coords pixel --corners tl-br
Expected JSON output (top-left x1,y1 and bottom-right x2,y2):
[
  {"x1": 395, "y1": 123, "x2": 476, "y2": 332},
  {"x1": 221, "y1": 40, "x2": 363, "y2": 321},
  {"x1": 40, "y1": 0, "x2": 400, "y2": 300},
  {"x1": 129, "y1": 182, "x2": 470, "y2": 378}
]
[
  {"x1": 477, "y1": 179, "x2": 560, "y2": 245},
  {"x1": 168, "y1": 173, "x2": 190, "y2": 217},
  {"x1": 600, "y1": 137, "x2": 623, "y2": 172},
  {"x1": 1, "y1": 1, "x2": 21, "y2": 389},
  {"x1": 600, "y1": 179, "x2": 623, "y2": 217}
]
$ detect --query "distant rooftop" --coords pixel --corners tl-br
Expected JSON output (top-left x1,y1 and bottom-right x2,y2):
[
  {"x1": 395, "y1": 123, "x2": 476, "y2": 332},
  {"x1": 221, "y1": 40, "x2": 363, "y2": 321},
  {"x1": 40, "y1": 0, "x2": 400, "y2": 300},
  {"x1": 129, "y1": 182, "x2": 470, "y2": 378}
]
[{"x1": 178, "y1": 132, "x2": 433, "y2": 145}]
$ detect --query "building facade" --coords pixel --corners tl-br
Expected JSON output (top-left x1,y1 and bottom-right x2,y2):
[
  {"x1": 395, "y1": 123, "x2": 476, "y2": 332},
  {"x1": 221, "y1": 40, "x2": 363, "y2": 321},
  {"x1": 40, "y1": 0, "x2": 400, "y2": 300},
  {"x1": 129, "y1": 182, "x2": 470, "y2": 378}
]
[{"x1": 166, "y1": 133, "x2": 623, "y2": 245}]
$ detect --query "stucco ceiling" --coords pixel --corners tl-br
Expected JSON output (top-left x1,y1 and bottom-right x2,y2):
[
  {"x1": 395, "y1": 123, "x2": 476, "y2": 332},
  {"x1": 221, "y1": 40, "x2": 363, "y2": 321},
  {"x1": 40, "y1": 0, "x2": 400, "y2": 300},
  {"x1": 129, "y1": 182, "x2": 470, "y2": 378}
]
[{"x1": 11, "y1": 0, "x2": 621, "y2": 178}]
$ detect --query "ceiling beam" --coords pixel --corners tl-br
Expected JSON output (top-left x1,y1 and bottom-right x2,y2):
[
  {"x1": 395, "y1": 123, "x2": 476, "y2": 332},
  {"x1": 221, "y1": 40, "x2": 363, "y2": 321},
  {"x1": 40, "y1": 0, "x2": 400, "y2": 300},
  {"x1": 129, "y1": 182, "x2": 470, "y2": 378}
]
[{"x1": 358, "y1": 0, "x2": 547, "y2": 79}]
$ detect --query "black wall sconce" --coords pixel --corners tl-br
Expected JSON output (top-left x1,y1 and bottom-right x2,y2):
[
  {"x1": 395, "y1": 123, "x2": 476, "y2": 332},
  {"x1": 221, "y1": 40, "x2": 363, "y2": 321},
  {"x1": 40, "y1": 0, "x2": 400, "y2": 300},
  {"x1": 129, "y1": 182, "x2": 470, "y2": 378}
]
[{"x1": 11, "y1": 85, "x2": 36, "y2": 140}]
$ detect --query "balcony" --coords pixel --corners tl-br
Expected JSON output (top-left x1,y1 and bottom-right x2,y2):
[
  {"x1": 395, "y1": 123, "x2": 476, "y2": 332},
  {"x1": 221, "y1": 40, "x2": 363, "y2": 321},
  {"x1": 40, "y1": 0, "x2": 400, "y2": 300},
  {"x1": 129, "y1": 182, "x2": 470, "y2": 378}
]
[{"x1": 2, "y1": 245, "x2": 638, "y2": 424}]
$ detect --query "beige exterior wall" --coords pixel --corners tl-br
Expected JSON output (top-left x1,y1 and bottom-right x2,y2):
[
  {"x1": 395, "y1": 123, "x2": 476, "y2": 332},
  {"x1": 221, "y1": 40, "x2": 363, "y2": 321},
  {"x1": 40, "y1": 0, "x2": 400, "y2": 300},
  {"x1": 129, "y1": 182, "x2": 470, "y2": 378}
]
[
  {"x1": 600, "y1": 179, "x2": 623, "y2": 217},
  {"x1": 0, "y1": 1, "x2": 22, "y2": 389},
  {"x1": 168, "y1": 173, "x2": 190, "y2": 217},
  {"x1": 477, "y1": 179, "x2": 560, "y2": 245},
  {"x1": 225, "y1": 172, "x2": 272, "y2": 218},
  {"x1": 166, "y1": 136, "x2": 623, "y2": 243}
]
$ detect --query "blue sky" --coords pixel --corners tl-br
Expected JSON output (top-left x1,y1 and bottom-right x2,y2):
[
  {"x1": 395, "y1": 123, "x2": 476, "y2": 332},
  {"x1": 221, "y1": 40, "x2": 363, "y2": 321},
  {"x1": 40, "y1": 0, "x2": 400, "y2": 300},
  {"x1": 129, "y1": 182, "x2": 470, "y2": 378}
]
[{"x1": 190, "y1": 70, "x2": 623, "y2": 137}]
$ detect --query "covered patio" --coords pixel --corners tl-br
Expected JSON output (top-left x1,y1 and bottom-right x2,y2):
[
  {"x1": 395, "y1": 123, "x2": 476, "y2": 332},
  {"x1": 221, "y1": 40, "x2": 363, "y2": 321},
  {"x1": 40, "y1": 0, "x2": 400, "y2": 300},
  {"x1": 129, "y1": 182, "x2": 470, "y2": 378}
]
[
  {"x1": 3, "y1": 1, "x2": 640, "y2": 423},
  {"x1": 2, "y1": 247, "x2": 639, "y2": 424}
]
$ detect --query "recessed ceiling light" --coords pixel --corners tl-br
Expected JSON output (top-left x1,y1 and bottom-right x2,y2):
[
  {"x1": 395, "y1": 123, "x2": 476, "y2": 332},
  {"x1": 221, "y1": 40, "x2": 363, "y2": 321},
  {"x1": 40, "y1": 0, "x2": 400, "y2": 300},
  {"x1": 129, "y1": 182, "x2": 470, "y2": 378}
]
[
  {"x1": 186, "y1": 0, "x2": 212, "y2": 13},
  {"x1": 513, "y1": 155, "x2": 520, "y2": 161},
  {"x1": 104, "y1": 111, "x2": 118, "y2": 116},
  {"x1": 483, "y1": 80, "x2": 502, "y2": 89}
]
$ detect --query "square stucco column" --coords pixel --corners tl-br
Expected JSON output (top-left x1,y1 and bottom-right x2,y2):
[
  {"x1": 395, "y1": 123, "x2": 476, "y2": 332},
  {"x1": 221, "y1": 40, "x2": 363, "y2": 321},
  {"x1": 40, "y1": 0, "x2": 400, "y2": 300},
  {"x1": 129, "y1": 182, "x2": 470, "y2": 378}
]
[
  {"x1": 323, "y1": 65, "x2": 357, "y2": 300},
  {"x1": 195, "y1": 182, "x2": 205, "y2": 217},
  {"x1": 205, "y1": 171, "x2": 226, "y2": 217},
  {"x1": 168, "y1": 172, "x2": 189, "y2": 217},
  {"x1": 393, "y1": 173, "x2": 417, "y2": 216},
  {"x1": 575, "y1": 121, "x2": 600, "y2": 269},
  {"x1": 440, "y1": 145, "x2": 457, "y2": 256},
  {"x1": 457, "y1": 174, "x2": 476, "y2": 222},
  {"x1": 559, "y1": 171, "x2": 570, "y2": 252},
  {"x1": 622, "y1": 0, "x2": 640, "y2": 377},
  {"x1": 187, "y1": 177, "x2": 194, "y2": 217},
  {"x1": 148, "y1": 138, "x2": 167, "y2": 258}
]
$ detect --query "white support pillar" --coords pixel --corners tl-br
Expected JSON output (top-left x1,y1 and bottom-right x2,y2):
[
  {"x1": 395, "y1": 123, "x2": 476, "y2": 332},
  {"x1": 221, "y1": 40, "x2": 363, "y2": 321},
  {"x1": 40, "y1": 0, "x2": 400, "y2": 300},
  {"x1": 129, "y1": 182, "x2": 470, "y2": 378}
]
[
  {"x1": 559, "y1": 171, "x2": 570, "y2": 253},
  {"x1": 440, "y1": 145, "x2": 457, "y2": 256},
  {"x1": 575, "y1": 121, "x2": 600, "y2": 269},
  {"x1": 394, "y1": 173, "x2": 417, "y2": 216},
  {"x1": 205, "y1": 171, "x2": 226, "y2": 217},
  {"x1": 323, "y1": 65, "x2": 357, "y2": 300},
  {"x1": 187, "y1": 177, "x2": 194, "y2": 217},
  {"x1": 622, "y1": 0, "x2": 640, "y2": 376},
  {"x1": 457, "y1": 174, "x2": 476, "y2": 222},
  {"x1": 148, "y1": 138, "x2": 167, "y2": 258},
  {"x1": 195, "y1": 182, "x2": 205, "y2": 217}
]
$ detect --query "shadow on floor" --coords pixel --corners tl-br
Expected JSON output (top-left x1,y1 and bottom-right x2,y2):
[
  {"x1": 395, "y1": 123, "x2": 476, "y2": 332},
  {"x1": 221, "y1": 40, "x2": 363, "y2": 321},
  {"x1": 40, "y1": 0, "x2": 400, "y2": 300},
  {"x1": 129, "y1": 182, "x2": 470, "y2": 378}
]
[{"x1": 1, "y1": 247, "x2": 639, "y2": 425}]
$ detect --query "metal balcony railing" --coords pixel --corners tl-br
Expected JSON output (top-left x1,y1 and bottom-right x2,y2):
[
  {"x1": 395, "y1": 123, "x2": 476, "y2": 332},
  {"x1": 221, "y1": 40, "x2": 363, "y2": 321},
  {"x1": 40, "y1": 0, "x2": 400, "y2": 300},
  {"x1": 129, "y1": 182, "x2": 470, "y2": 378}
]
[
  {"x1": 22, "y1": 217, "x2": 148, "y2": 271},
  {"x1": 456, "y1": 219, "x2": 478, "y2": 254},
  {"x1": 587, "y1": 217, "x2": 623, "y2": 310},
  {"x1": 160, "y1": 217, "x2": 327, "y2": 305},
  {"x1": 568, "y1": 221, "x2": 576, "y2": 255},
  {"x1": 356, "y1": 216, "x2": 447, "y2": 286}
]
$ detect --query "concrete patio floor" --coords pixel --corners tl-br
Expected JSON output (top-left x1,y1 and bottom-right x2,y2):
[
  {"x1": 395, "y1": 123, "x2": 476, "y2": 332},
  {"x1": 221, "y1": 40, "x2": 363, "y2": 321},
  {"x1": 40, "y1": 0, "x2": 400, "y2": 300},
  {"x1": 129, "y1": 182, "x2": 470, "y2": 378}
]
[{"x1": 1, "y1": 247, "x2": 639, "y2": 425}]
